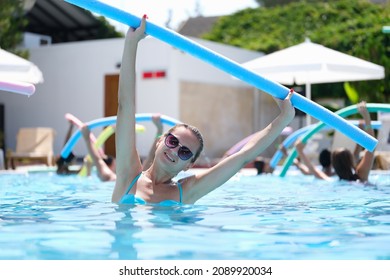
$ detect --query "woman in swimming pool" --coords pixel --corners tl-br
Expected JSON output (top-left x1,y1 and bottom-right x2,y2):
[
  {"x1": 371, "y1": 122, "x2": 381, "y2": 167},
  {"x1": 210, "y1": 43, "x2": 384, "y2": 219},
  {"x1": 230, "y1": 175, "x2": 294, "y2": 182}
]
[
  {"x1": 112, "y1": 16, "x2": 295, "y2": 205},
  {"x1": 295, "y1": 101, "x2": 375, "y2": 183}
]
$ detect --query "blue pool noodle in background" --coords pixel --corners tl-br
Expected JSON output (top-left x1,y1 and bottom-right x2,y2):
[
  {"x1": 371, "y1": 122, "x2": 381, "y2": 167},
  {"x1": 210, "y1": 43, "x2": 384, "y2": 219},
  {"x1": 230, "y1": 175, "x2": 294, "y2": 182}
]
[
  {"x1": 279, "y1": 104, "x2": 390, "y2": 177},
  {"x1": 64, "y1": 0, "x2": 377, "y2": 152},
  {"x1": 269, "y1": 124, "x2": 315, "y2": 169},
  {"x1": 60, "y1": 113, "x2": 181, "y2": 158},
  {"x1": 269, "y1": 120, "x2": 382, "y2": 169}
]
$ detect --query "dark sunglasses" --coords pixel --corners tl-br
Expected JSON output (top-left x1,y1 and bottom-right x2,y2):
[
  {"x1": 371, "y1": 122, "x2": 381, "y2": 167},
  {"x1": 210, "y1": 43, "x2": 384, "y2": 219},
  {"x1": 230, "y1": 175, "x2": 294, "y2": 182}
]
[{"x1": 165, "y1": 133, "x2": 194, "y2": 161}]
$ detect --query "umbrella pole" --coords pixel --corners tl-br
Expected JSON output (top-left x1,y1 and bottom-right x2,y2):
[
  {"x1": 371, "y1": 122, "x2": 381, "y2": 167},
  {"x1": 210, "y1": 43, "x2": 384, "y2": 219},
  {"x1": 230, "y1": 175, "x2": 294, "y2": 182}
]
[
  {"x1": 253, "y1": 88, "x2": 259, "y2": 132},
  {"x1": 306, "y1": 82, "x2": 311, "y2": 125}
]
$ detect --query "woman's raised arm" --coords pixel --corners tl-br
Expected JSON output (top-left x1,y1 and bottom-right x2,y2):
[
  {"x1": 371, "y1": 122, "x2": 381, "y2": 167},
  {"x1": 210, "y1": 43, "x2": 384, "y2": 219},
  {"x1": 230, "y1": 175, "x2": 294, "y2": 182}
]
[{"x1": 112, "y1": 16, "x2": 147, "y2": 202}]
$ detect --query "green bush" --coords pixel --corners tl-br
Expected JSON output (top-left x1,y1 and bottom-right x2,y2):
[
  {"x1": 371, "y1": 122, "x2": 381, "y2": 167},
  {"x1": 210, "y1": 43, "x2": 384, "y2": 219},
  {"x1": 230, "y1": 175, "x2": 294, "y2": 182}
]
[{"x1": 203, "y1": 0, "x2": 390, "y2": 103}]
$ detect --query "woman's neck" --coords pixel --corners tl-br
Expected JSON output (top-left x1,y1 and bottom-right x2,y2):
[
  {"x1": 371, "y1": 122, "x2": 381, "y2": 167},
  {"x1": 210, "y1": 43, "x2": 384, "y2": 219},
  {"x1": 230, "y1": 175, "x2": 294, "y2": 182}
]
[{"x1": 144, "y1": 165, "x2": 176, "y2": 185}]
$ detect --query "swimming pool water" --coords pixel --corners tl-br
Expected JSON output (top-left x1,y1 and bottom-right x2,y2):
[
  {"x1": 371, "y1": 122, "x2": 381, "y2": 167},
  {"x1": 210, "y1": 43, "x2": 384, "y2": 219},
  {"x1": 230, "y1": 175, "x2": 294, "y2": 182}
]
[{"x1": 0, "y1": 169, "x2": 389, "y2": 260}]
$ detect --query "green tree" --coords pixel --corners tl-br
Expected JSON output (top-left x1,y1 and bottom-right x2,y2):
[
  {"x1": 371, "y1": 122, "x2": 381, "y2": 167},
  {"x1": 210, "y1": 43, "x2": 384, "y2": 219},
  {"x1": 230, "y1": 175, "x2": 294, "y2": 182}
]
[
  {"x1": 204, "y1": 0, "x2": 390, "y2": 104},
  {"x1": 0, "y1": 0, "x2": 28, "y2": 57},
  {"x1": 94, "y1": 15, "x2": 123, "y2": 39}
]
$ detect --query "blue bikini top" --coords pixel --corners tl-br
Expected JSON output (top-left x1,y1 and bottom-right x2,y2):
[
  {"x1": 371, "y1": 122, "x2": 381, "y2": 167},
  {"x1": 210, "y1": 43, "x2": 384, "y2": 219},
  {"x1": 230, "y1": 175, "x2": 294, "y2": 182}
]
[{"x1": 119, "y1": 173, "x2": 183, "y2": 206}]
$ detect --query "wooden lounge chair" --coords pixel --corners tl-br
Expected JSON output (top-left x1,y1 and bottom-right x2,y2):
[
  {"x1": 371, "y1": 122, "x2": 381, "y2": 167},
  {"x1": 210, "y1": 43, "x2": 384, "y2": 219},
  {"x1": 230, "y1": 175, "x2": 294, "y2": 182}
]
[{"x1": 7, "y1": 127, "x2": 56, "y2": 169}]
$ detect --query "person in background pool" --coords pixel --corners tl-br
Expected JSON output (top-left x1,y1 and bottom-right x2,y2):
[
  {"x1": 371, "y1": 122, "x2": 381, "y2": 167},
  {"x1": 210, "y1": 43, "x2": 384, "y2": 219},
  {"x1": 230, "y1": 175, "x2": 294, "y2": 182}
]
[
  {"x1": 294, "y1": 101, "x2": 375, "y2": 183},
  {"x1": 253, "y1": 157, "x2": 274, "y2": 175},
  {"x1": 56, "y1": 120, "x2": 88, "y2": 175},
  {"x1": 251, "y1": 144, "x2": 332, "y2": 176},
  {"x1": 55, "y1": 119, "x2": 116, "y2": 180},
  {"x1": 112, "y1": 16, "x2": 295, "y2": 205},
  {"x1": 284, "y1": 145, "x2": 334, "y2": 177},
  {"x1": 80, "y1": 124, "x2": 117, "y2": 182}
]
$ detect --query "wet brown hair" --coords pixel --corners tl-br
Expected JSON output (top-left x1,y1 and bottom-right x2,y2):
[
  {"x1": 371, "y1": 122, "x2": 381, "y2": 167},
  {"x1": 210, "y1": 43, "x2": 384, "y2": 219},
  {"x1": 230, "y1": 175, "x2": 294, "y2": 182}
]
[
  {"x1": 165, "y1": 124, "x2": 204, "y2": 163},
  {"x1": 331, "y1": 148, "x2": 356, "y2": 181},
  {"x1": 319, "y1": 149, "x2": 331, "y2": 168}
]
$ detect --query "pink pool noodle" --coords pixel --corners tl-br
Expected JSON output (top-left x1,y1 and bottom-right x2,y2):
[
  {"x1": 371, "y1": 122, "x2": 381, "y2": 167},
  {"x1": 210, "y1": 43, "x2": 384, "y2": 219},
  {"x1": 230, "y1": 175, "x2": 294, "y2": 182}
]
[
  {"x1": 0, "y1": 80, "x2": 35, "y2": 96},
  {"x1": 65, "y1": 113, "x2": 105, "y2": 156}
]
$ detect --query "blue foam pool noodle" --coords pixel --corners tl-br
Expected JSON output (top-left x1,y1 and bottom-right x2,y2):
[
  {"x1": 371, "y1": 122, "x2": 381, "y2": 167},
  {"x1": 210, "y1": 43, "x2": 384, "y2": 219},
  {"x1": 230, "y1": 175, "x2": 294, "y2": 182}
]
[{"x1": 64, "y1": 0, "x2": 377, "y2": 152}]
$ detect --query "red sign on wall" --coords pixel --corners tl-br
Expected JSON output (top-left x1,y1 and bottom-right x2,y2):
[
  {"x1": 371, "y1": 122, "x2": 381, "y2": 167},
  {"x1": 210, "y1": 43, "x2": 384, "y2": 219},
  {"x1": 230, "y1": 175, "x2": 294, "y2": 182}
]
[{"x1": 142, "y1": 70, "x2": 166, "y2": 79}]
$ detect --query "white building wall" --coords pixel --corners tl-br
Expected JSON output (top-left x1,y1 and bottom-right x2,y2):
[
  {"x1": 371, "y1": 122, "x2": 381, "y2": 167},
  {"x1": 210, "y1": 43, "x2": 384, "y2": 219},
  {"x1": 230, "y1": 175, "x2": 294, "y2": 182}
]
[
  {"x1": 176, "y1": 36, "x2": 260, "y2": 85},
  {"x1": 0, "y1": 35, "x2": 261, "y2": 159},
  {"x1": 0, "y1": 38, "x2": 125, "y2": 156}
]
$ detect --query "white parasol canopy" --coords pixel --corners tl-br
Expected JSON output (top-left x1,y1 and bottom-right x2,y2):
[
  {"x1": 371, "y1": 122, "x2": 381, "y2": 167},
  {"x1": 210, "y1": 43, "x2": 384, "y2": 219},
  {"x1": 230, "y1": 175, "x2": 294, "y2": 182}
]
[
  {"x1": 242, "y1": 39, "x2": 385, "y2": 124},
  {"x1": 0, "y1": 48, "x2": 44, "y2": 84}
]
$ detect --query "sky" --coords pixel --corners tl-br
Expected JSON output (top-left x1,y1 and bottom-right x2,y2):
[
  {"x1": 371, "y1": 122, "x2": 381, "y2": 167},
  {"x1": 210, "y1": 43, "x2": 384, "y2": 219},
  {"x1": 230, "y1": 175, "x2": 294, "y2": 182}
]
[{"x1": 99, "y1": 0, "x2": 258, "y2": 32}]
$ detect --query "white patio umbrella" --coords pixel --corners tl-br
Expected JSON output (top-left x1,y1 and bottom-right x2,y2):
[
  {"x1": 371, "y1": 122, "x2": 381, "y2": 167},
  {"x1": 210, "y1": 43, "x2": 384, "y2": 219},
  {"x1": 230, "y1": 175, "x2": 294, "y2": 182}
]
[
  {"x1": 0, "y1": 48, "x2": 44, "y2": 84},
  {"x1": 242, "y1": 38, "x2": 385, "y2": 125}
]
